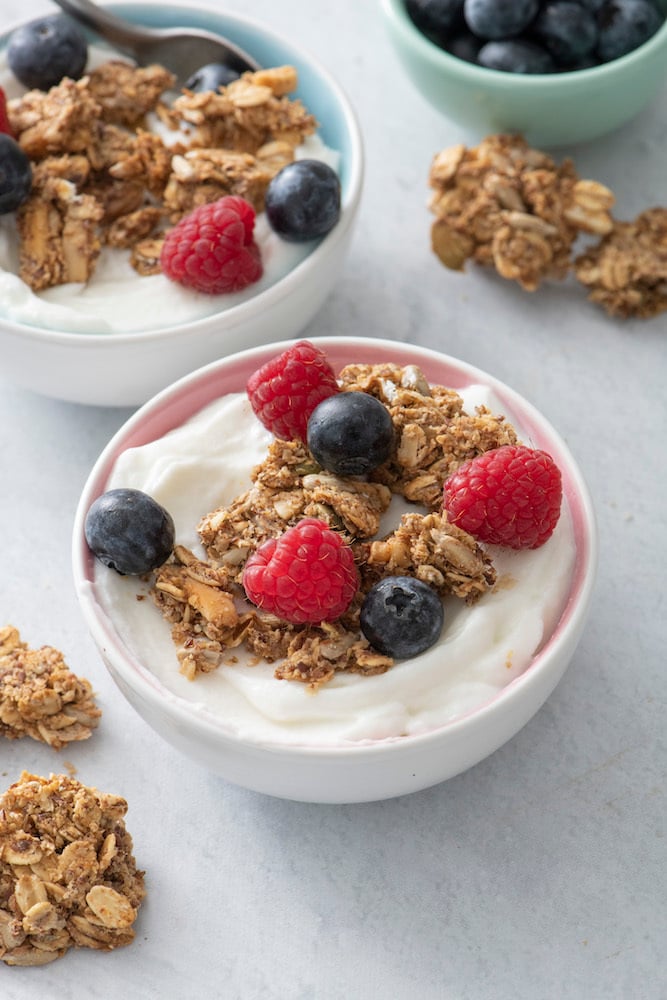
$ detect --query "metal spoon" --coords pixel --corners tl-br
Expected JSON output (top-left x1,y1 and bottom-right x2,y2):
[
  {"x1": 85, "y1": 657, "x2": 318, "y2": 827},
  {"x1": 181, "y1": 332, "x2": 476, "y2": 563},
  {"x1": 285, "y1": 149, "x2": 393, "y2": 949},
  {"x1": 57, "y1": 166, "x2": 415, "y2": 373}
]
[{"x1": 51, "y1": 0, "x2": 260, "y2": 85}]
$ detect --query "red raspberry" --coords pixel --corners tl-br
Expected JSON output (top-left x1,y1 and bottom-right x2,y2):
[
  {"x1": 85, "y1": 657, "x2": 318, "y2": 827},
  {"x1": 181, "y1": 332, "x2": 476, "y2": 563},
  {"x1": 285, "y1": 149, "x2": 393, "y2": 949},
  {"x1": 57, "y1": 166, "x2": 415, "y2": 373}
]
[
  {"x1": 160, "y1": 196, "x2": 262, "y2": 294},
  {"x1": 242, "y1": 518, "x2": 358, "y2": 624},
  {"x1": 443, "y1": 445, "x2": 562, "y2": 549},
  {"x1": 0, "y1": 87, "x2": 13, "y2": 137},
  {"x1": 246, "y1": 339, "x2": 339, "y2": 441}
]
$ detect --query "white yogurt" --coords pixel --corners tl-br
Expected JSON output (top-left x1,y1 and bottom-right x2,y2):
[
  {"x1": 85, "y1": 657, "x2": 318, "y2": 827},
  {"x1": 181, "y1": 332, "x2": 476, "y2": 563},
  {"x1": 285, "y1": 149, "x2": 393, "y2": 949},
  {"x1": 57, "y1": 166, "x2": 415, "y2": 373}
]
[
  {"x1": 0, "y1": 49, "x2": 339, "y2": 334},
  {"x1": 95, "y1": 387, "x2": 576, "y2": 747}
]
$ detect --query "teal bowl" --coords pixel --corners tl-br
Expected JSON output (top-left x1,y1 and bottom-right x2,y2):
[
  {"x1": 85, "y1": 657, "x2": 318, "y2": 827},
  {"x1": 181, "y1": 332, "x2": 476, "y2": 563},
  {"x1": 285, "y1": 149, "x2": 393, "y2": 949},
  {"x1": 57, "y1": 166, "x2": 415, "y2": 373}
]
[{"x1": 381, "y1": 0, "x2": 667, "y2": 147}]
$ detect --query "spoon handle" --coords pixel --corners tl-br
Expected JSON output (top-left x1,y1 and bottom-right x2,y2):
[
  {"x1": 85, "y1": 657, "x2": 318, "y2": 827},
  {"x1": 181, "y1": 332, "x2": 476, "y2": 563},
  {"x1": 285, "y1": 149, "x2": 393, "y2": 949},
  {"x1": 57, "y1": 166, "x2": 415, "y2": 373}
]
[{"x1": 52, "y1": 0, "x2": 160, "y2": 52}]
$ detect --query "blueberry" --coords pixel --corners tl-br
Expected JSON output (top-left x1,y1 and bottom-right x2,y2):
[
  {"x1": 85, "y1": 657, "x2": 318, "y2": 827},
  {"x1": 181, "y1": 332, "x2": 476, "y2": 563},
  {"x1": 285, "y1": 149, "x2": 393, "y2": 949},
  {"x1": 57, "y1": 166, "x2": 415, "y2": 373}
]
[
  {"x1": 406, "y1": 0, "x2": 465, "y2": 44},
  {"x1": 577, "y1": 0, "x2": 607, "y2": 11},
  {"x1": 446, "y1": 30, "x2": 484, "y2": 61},
  {"x1": 477, "y1": 38, "x2": 556, "y2": 71},
  {"x1": 264, "y1": 160, "x2": 341, "y2": 242},
  {"x1": 596, "y1": 0, "x2": 663, "y2": 62},
  {"x1": 7, "y1": 15, "x2": 88, "y2": 91},
  {"x1": 0, "y1": 135, "x2": 32, "y2": 214},
  {"x1": 532, "y1": 2, "x2": 598, "y2": 63},
  {"x1": 183, "y1": 62, "x2": 240, "y2": 93},
  {"x1": 360, "y1": 577, "x2": 444, "y2": 659},
  {"x1": 307, "y1": 392, "x2": 395, "y2": 478},
  {"x1": 464, "y1": 0, "x2": 540, "y2": 39},
  {"x1": 84, "y1": 488, "x2": 175, "y2": 576}
]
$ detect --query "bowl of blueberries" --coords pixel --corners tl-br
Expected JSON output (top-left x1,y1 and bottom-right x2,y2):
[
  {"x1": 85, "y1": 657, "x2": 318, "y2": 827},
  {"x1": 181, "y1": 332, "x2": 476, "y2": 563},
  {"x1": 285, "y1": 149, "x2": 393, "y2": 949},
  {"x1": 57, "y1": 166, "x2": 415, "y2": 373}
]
[
  {"x1": 381, "y1": 0, "x2": 667, "y2": 146},
  {"x1": 0, "y1": 3, "x2": 363, "y2": 406}
]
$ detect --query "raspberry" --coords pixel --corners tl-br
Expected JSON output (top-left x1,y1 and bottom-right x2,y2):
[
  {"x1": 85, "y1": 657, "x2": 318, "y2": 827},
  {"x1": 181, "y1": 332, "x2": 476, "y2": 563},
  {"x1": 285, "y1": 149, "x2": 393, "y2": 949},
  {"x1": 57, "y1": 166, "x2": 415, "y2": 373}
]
[
  {"x1": 246, "y1": 340, "x2": 339, "y2": 441},
  {"x1": 160, "y1": 196, "x2": 262, "y2": 294},
  {"x1": 242, "y1": 518, "x2": 358, "y2": 624},
  {"x1": 443, "y1": 445, "x2": 562, "y2": 549},
  {"x1": 0, "y1": 88, "x2": 13, "y2": 137}
]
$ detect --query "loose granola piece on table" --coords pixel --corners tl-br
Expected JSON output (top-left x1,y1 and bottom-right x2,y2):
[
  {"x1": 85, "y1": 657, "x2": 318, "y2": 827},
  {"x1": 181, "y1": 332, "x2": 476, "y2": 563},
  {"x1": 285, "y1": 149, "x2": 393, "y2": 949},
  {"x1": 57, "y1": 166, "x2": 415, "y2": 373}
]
[
  {"x1": 0, "y1": 626, "x2": 101, "y2": 749},
  {"x1": 574, "y1": 207, "x2": 667, "y2": 319},
  {"x1": 85, "y1": 61, "x2": 176, "y2": 127},
  {"x1": 16, "y1": 165, "x2": 103, "y2": 292},
  {"x1": 0, "y1": 771, "x2": 145, "y2": 966},
  {"x1": 428, "y1": 134, "x2": 615, "y2": 290},
  {"x1": 171, "y1": 65, "x2": 317, "y2": 153}
]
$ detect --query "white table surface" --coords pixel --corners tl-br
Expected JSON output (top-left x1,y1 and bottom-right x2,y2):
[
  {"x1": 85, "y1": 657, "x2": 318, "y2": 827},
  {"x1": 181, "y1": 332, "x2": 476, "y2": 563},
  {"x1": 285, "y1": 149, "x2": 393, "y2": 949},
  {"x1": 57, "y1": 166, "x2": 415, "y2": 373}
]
[{"x1": 1, "y1": 1, "x2": 665, "y2": 998}]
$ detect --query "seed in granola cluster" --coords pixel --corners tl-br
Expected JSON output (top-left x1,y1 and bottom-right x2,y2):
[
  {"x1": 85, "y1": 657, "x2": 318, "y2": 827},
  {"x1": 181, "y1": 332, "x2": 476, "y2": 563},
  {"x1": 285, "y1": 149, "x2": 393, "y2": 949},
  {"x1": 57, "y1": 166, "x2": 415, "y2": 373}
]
[
  {"x1": 265, "y1": 160, "x2": 341, "y2": 242},
  {"x1": 360, "y1": 577, "x2": 444, "y2": 659},
  {"x1": 7, "y1": 14, "x2": 88, "y2": 91},
  {"x1": 307, "y1": 391, "x2": 395, "y2": 477},
  {"x1": 183, "y1": 62, "x2": 241, "y2": 92},
  {"x1": 0, "y1": 135, "x2": 32, "y2": 214},
  {"x1": 85, "y1": 488, "x2": 175, "y2": 575}
]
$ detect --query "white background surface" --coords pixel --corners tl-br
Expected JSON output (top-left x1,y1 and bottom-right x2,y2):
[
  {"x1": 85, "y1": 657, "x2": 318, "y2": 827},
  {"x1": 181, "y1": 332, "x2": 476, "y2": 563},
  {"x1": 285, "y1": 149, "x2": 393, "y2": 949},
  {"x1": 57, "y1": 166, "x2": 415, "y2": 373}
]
[{"x1": 1, "y1": 1, "x2": 665, "y2": 998}]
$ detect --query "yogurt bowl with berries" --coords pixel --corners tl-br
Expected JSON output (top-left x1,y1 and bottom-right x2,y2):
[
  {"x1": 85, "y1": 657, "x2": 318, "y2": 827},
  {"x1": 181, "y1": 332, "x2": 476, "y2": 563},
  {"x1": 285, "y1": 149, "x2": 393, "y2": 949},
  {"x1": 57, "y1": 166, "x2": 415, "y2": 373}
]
[
  {"x1": 73, "y1": 337, "x2": 597, "y2": 803},
  {"x1": 0, "y1": 4, "x2": 363, "y2": 405}
]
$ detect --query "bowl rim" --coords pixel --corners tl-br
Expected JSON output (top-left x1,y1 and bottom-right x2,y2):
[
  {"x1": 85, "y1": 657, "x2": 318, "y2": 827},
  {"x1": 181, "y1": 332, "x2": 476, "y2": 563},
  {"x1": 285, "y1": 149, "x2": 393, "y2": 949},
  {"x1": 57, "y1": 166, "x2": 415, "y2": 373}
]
[
  {"x1": 72, "y1": 336, "x2": 598, "y2": 758},
  {"x1": 0, "y1": 0, "x2": 364, "y2": 345},
  {"x1": 382, "y1": 0, "x2": 667, "y2": 86}
]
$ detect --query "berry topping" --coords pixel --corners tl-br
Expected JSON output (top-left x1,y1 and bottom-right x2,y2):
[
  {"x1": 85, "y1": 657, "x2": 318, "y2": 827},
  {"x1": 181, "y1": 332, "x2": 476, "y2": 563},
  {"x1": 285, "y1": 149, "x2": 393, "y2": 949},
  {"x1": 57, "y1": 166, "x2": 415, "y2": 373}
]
[
  {"x1": 307, "y1": 391, "x2": 395, "y2": 477},
  {"x1": 406, "y1": 0, "x2": 466, "y2": 44},
  {"x1": 160, "y1": 196, "x2": 262, "y2": 295},
  {"x1": 443, "y1": 445, "x2": 562, "y2": 549},
  {"x1": 246, "y1": 340, "x2": 339, "y2": 442},
  {"x1": 264, "y1": 159, "x2": 341, "y2": 242},
  {"x1": 0, "y1": 135, "x2": 33, "y2": 215},
  {"x1": 183, "y1": 62, "x2": 240, "y2": 92},
  {"x1": 7, "y1": 15, "x2": 88, "y2": 91},
  {"x1": 0, "y1": 87, "x2": 13, "y2": 137},
  {"x1": 242, "y1": 518, "x2": 358, "y2": 624},
  {"x1": 85, "y1": 488, "x2": 175, "y2": 576},
  {"x1": 360, "y1": 577, "x2": 445, "y2": 659}
]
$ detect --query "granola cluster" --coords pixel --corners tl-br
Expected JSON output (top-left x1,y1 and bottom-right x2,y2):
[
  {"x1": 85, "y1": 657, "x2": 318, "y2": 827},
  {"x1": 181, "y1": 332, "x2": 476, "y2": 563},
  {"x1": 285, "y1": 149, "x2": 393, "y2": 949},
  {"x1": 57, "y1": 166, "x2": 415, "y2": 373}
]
[
  {"x1": 0, "y1": 626, "x2": 100, "y2": 749},
  {"x1": 0, "y1": 772, "x2": 145, "y2": 966},
  {"x1": 151, "y1": 362, "x2": 518, "y2": 687},
  {"x1": 7, "y1": 61, "x2": 316, "y2": 289},
  {"x1": 428, "y1": 134, "x2": 666, "y2": 319}
]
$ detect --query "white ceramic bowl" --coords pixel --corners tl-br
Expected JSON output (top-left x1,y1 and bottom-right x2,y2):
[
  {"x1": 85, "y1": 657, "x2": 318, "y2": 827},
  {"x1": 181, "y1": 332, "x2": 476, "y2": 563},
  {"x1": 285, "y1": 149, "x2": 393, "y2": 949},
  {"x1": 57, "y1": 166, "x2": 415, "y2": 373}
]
[
  {"x1": 0, "y1": 3, "x2": 363, "y2": 406},
  {"x1": 73, "y1": 337, "x2": 597, "y2": 803}
]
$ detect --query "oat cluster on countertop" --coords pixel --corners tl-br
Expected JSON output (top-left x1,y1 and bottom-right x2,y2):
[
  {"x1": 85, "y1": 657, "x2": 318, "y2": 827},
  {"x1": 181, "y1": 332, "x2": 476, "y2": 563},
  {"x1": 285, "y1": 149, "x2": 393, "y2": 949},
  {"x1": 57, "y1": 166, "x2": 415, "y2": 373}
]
[
  {"x1": 0, "y1": 626, "x2": 100, "y2": 749},
  {"x1": 428, "y1": 134, "x2": 666, "y2": 320},
  {"x1": 7, "y1": 61, "x2": 316, "y2": 289},
  {"x1": 151, "y1": 362, "x2": 517, "y2": 688},
  {"x1": 0, "y1": 771, "x2": 145, "y2": 966}
]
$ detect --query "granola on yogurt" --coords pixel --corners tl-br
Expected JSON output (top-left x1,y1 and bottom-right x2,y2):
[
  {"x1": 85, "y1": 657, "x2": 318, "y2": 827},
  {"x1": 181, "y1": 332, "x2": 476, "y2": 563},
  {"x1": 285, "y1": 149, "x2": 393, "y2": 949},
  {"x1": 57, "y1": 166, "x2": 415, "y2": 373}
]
[
  {"x1": 7, "y1": 60, "x2": 317, "y2": 290},
  {"x1": 0, "y1": 771, "x2": 145, "y2": 966},
  {"x1": 151, "y1": 362, "x2": 516, "y2": 688}
]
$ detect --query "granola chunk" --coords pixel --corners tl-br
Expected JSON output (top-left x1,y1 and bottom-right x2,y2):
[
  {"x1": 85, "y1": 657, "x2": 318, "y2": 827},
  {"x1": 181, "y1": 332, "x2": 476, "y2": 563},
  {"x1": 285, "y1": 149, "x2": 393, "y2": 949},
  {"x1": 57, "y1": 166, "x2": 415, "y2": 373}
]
[
  {"x1": 16, "y1": 164, "x2": 103, "y2": 291},
  {"x1": 0, "y1": 626, "x2": 100, "y2": 749},
  {"x1": 86, "y1": 61, "x2": 176, "y2": 127},
  {"x1": 171, "y1": 66, "x2": 317, "y2": 153},
  {"x1": 0, "y1": 772, "x2": 145, "y2": 966},
  {"x1": 574, "y1": 207, "x2": 667, "y2": 319},
  {"x1": 428, "y1": 134, "x2": 615, "y2": 290},
  {"x1": 8, "y1": 78, "x2": 102, "y2": 160},
  {"x1": 338, "y1": 363, "x2": 518, "y2": 508}
]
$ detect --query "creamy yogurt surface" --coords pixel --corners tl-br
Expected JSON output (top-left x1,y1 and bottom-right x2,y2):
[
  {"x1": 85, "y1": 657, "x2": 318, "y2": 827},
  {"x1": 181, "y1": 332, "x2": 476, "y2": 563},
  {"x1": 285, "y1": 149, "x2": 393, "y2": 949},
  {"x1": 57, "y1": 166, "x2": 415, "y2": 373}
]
[
  {"x1": 0, "y1": 49, "x2": 340, "y2": 334},
  {"x1": 94, "y1": 386, "x2": 576, "y2": 747}
]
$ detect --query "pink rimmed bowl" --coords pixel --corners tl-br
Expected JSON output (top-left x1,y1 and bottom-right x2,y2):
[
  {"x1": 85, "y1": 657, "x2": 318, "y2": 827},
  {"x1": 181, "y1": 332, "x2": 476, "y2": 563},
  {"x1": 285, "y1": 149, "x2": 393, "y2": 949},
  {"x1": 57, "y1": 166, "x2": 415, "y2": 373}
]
[{"x1": 72, "y1": 338, "x2": 597, "y2": 802}]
